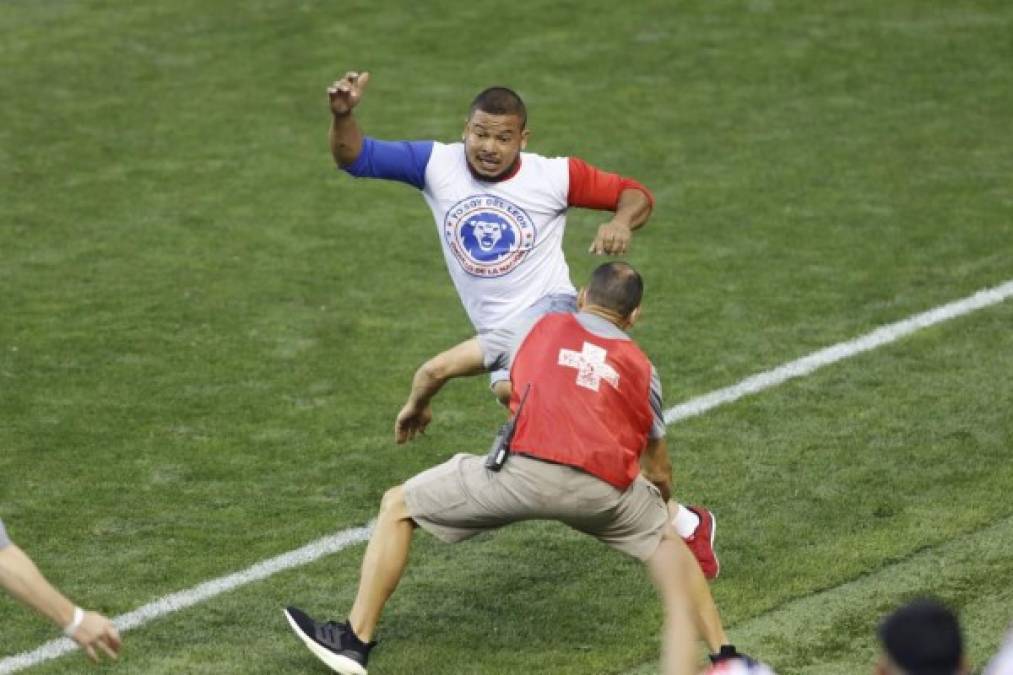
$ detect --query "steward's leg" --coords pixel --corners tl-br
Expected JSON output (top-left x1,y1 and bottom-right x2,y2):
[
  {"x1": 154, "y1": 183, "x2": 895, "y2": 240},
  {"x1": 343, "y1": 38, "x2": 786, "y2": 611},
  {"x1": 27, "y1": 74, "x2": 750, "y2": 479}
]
[{"x1": 348, "y1": 485, "x2": 415, "y2": 642}]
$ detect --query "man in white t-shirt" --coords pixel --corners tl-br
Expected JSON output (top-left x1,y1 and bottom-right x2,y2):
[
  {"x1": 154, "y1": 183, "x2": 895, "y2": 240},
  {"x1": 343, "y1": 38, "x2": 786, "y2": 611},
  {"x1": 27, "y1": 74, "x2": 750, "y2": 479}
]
[
  {"x1": 325, "y1": 74, "x2": 720, "y2": 581},
  {"x1": 326, "y1": 71, "x2": 654, "y2": 402}
]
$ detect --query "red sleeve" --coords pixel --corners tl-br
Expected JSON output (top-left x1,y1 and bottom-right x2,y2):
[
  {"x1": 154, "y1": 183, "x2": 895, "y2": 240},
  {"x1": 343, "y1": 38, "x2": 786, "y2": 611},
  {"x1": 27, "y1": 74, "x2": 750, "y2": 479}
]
[{"x1": 567, "y1": 156, "x2": 655, "y2": 210}]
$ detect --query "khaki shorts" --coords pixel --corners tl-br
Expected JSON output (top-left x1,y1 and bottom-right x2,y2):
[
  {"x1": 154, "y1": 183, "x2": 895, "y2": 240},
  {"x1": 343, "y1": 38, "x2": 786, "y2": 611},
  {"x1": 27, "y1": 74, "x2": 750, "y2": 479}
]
[{"x1": 403, "y1": 453, "x2": 668, "y2": 561}]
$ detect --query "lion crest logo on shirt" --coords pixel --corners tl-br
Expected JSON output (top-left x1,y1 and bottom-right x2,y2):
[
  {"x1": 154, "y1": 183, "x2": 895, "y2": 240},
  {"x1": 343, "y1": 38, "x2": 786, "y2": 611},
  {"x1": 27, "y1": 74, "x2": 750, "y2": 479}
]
[{"x1": 444, "y1": 195, "x2": 537, "y2": 277}]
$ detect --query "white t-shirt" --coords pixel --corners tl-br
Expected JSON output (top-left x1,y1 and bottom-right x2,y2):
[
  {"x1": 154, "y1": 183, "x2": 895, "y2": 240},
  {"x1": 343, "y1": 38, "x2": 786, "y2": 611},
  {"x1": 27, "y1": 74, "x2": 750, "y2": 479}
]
[
  {"x1": 422, "y1": 142, "x2": 576, "y2": 331},
  {"x1": 344, "y1": 138, "x2": 576, "y2": 332}
]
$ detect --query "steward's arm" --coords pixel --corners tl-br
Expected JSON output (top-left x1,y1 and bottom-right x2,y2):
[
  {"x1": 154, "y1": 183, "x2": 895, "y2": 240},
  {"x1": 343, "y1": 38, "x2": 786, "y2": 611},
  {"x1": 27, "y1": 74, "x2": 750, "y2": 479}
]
[
  {"x1": 639, "y1": 364, "x2": 671, "y2": 500},
  {"x1": 640, "y1": 437, "x2": 673, "y2": 502}
]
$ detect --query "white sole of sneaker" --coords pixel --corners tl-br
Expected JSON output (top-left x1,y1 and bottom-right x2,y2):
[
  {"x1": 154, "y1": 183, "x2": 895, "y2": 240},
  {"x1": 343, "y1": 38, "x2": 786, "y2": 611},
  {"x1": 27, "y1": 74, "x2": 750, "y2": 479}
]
[{"x1": 283, "y1": 609, "x2": 368, "y2": 675}]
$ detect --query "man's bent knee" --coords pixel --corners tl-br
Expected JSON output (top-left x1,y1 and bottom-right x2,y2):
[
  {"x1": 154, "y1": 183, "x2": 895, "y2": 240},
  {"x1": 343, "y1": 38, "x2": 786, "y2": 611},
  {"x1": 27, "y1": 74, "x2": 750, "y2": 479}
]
[{"x1": 378, "y1": 485, "x2": 413, "y2": 525}]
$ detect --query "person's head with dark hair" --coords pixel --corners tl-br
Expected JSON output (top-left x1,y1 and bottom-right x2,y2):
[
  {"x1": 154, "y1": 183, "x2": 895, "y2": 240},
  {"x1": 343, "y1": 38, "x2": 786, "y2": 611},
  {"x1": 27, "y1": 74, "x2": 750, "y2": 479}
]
[
  {"x1": 875, "y1": 599, "x2": 968, "y2": 675},
  {"x1": 469, "y1": 87, "x2": 527, "y2": 128},
  {"x1": 578, "y1": 261, "x2": 644, "y2": 328},
  {"x1": 462, "y1": 86, "x2": 530, "y2": 182}
]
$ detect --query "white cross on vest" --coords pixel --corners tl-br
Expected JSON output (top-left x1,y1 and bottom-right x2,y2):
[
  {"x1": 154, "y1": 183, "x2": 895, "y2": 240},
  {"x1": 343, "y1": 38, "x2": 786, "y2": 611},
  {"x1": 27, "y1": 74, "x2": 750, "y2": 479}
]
[{"x1": 557, "y1": 341, "x2": 620, "y2": 392}]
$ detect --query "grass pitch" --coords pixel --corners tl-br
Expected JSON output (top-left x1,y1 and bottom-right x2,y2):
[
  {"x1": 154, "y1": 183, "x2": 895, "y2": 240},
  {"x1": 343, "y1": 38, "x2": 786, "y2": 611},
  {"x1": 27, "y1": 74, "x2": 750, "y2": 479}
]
[{"x1": 1, "y1": 0, "x2": 1011, "y2": 673}]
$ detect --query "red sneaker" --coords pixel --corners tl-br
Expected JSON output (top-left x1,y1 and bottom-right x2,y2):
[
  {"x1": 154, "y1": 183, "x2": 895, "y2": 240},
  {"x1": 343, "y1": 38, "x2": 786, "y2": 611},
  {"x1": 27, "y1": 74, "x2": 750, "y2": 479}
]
[{"x1": 682, "y1": 506, "x2": 719, "y2": 580}]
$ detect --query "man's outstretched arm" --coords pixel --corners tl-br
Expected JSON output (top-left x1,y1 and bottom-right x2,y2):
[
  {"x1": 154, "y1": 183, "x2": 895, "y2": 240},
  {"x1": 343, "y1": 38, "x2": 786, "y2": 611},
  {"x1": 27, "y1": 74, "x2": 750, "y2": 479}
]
[
  {"x1": 328, "y1": 71, "x2": 369, "y2": 166},
  {"x1": 395, "y1": 338, "x2": 487, "y2": 443},
  {"x1": 327, "y1": 70, "x2": 433, "y2": 189}
]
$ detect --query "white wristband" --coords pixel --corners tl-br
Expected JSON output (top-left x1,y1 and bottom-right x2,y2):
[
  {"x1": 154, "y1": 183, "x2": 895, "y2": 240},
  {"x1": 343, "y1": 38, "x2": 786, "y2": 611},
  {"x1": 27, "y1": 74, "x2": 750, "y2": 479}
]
[{"x1": 63, "y1": 606, "x2": 85, "y2": 637}]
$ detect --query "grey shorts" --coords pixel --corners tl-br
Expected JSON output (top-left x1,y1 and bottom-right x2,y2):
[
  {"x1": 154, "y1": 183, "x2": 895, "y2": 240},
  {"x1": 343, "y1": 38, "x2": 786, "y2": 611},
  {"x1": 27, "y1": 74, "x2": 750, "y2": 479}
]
[
  {"x1": 488, "y1": 293, "x2": 578, "y2": 386},
  {"x1": 403, "y1": 453, "x2": 668, "y2": 561},
  {"x1": 0, "y1": 517, "x2": 9, "y2": 549}
]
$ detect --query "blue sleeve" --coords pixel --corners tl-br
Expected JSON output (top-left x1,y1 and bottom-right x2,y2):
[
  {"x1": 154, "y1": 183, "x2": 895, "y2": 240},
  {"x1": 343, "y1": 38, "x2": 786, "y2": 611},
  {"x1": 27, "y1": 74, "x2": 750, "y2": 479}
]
[
  {"x1": 342, "y1": 137, "x2": 434, "y2": 190},
  {"x1": 0, "y1": 518, "x2": 10, "y2": 549}
]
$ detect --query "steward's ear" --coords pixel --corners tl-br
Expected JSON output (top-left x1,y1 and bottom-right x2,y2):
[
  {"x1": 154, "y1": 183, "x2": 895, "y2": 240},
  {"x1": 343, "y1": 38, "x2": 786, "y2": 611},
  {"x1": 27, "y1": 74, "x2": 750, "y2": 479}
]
[
  {"x1": 520, "y1": 128, "x2": 530, "y2": 150},
  {"x1": 626, "y1": 305, "x2": 642, "y2": 329}
]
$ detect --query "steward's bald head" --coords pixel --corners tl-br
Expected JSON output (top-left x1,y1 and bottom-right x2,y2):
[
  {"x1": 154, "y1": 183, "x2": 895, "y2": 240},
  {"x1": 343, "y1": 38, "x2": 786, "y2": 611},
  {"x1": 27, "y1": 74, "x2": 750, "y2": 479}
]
[{"x1": 585, "y1": 262, "x2": 643, "y2": 318}]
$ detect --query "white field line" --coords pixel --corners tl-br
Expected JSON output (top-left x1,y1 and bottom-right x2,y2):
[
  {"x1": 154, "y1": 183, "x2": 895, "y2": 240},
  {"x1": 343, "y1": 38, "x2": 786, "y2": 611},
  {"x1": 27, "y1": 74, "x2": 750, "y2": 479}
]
[
  {"x1": 2, "y1": 279, "x2": 1012, "y2": 673},
  {"x1": 664, "y1": 279, "x2": 1013, "y2": 424}
]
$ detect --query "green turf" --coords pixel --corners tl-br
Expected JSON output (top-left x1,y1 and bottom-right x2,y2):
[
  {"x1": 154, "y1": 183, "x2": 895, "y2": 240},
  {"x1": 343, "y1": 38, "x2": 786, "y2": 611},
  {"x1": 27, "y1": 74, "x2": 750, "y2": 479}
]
[{"x1": 1, "y1": 0, "x2": 1011, "y2": 673}]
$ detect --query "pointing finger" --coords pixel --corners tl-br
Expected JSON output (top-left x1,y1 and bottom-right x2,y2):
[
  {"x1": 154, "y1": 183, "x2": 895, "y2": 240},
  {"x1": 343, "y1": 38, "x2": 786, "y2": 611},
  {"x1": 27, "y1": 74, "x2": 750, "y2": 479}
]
[{"x1": 356, "y1": 71, "x2": 371, "y2": 92}]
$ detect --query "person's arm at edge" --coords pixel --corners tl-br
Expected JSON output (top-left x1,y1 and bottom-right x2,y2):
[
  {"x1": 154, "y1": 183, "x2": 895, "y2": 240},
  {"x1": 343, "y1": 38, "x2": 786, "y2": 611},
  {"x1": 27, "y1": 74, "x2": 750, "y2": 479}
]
[
  {"x1": 395, "y1": 338, "x2": 487, "y2": 443},
  {"x1": 0, "y1": 543, "x2": 77, "y2": 631},
  {"x1": 0, "y1": 543, "x2": 122, "y2": 662}
]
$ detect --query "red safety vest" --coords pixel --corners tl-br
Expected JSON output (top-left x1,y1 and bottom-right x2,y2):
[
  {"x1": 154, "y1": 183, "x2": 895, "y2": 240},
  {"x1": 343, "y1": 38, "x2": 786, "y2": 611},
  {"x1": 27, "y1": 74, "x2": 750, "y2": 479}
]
[{"x1": 508, "y1": 313, "x2": 654, "y2": 490}]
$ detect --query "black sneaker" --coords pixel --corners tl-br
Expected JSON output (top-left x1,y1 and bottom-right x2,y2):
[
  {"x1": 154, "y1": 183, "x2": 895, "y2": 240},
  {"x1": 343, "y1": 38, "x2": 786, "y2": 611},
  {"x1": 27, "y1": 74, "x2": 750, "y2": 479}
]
[
  {"x1": 709, "y1": 644, "x2": 757, "y2": 666},
  {"x1": 284, "y1": 606, "x2": 376, "y2": 674}
]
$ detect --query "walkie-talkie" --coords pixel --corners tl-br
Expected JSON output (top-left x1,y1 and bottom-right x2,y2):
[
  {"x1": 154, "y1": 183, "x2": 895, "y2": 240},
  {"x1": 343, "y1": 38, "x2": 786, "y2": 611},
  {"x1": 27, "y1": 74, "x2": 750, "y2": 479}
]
[{"x1": 484, "y1": 384, "x2": 532, "y2": 471}]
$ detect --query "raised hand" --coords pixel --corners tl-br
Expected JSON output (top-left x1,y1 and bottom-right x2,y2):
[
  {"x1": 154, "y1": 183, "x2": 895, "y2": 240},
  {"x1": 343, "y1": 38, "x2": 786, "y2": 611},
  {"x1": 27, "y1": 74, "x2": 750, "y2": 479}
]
[{"x1": 327, "y1": 71, "x2": 371, "y2": 116}]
